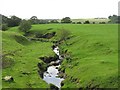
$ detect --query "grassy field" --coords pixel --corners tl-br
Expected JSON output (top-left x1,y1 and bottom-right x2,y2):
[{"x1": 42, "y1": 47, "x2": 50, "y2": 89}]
[
  {"x1": 2, "y1": 31, "x2": 54, "y2": 88},
  {"x1": 57, "y1": 24, "x2": 118, "y2": 88},
  {"x1": 2, "y1": 24, "x2": 118, "y2": 88}
]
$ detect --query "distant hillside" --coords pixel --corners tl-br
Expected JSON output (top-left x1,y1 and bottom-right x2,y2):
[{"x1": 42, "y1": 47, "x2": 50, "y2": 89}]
[{"x1": 57, "y1": 18, "x2": 110, "y2": 24}]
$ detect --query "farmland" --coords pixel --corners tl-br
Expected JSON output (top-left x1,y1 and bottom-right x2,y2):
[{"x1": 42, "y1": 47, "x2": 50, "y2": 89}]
[{"x1": 2, "y1": 24, "x2": 118, "y2": 88}]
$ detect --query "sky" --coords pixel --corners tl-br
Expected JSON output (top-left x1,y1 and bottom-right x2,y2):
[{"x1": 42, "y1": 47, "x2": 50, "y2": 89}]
[{"x1": 0, "y1": 0, "x2": 119, "y2": 19}]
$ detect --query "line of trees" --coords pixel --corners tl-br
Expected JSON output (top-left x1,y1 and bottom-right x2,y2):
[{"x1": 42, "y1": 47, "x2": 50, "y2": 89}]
[
  {"x1": 60, "y1": 16, "x2": 120, "y2": 24},
  {"x1": 108, "y1": 15, "x2": 120, "y2": 23},
  {"x1": 1, "y1": 15, "x2": 22, "y2": 30},
  {"x1": 1, "y1": 14, "x2": 120, "y2": 31},
  {"x1": 2, "y1": 15, "x2": 22, "y2": 26},
  {"x1": 1, "y1": 15, "x2": 32, "y2": 33}
]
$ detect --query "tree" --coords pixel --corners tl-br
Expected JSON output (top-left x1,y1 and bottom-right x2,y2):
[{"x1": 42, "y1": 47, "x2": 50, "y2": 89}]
[
  {"x1": 39, "y1": 20, "x2": 49, "y2": 24},
  {"x1": 30, "y1": 16, "x2": 37, "y2": 20},
  {"x1": 61, "y1": 17, "x2": 72, "y2": 23},
  {"x1": 108, "y1": 15, "x2": 118, "y2": 23},
  {"x1": 99, "y1": 22, "x2": 106, "y2": 24},
  {"x1": 59, "y1": 29, "x2": 71, "y2": 45},
  {"x1": 7, "y1": 15, "x2": 22, "y2": 27},
  {"x1": 19, "y1": 20, "x2": 32, "y2": 33},
  {"x1": 2, "y1": 15, "x2": 9, "y2": 24},
  {"x1": 30, "y1": 16, "x2": 39, "y2": 24},
  {"x1": 77, "y1": 21, "x2": 82, "y2": 24},
  {"x1": 50, "y1": 20, "x2": 59, "y2": 23},
  {"x1": 1, "y1": 15, "x2": 21, "y2": 27},
  {"x1": 84, "y1": 20, "x2": 90, "y2": 24},
  {"x1": 2, "y1": 24, "x2": 8, "y2": 31},
  {"x1": 93, "y1": 22, "x2": 95, "y2": 24}
]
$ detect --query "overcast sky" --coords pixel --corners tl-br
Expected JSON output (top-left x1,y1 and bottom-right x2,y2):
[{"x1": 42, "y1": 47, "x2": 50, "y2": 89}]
[{"x1": 0, "y1": 0, "x2": 119, "y2": 19}]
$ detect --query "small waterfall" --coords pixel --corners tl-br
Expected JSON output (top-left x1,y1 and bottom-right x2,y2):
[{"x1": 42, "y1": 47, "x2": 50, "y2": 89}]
[{"x1": 43, "y1": 45, "x2": 64, "y2": 88}]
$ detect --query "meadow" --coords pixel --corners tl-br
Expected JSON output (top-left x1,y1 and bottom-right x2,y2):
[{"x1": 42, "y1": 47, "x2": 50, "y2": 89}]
[{"x1": 2, "y1": 24, "x2": 118, "y2": 88}]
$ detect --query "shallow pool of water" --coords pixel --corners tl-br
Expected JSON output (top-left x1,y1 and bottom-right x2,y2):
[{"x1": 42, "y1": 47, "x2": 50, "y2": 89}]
[{"x1": 43, "y1": 65, "x2": 64, "y2": 88}]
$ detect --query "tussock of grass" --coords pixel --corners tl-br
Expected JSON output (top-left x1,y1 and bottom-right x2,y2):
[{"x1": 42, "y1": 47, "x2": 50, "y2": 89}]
[{"x1": 14, "y1": 35, "x2": 30, "y2": 45}]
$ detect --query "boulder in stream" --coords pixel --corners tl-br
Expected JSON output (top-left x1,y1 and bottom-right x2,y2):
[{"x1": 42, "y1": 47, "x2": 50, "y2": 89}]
[
  {"x1": 39, "y1": 55, "x2": 59, "y2": 64},
  {"x1": 49, "y1": 61, "x2": 60, "y2": 66}
]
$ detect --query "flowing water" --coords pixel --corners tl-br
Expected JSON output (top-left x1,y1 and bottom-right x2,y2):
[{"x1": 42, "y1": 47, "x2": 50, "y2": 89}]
[{"x1": 43, "y1": 46, "x2": 64, "y2": 88}]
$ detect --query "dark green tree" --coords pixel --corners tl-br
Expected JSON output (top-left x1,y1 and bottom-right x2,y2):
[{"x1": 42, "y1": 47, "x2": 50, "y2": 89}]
[
  {"x1": 19, "y1": 20, "x2": 32, "y2": 33},
  {"x1": 108, "y1": 15, "x2": 118, "y2": 23},
  {"x1": 59, "y1": 29, "x2": 71, "y2": 45},
  {"x1": 50, "y1": 20, "x2": 59, "y2": 23},
  {"x1": 7, "y1": 15, "x2": 22, "y2": 27},
  {"x1": 2, "y1": 15, "x2": 9, "y2": 24},
  {"x1": 2, "y1": 24, "x2": 8, "y2": 31},
  {"x1": 30, "y1": 16, "x2": 39, "y2": 24},
  {"x1": 77, "y1": 21, "x2": 82, "y2": 24},
  {"x1": 61, "y1": 17, "x2": 72, "y2": 23},
  {"x1": 84, "y1": 20, "x2": 90, "y2": 24}
]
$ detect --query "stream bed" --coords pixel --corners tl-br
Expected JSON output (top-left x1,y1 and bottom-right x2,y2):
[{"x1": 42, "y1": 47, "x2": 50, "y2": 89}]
[{"x1": 43, "y1": 46, "x2": 64, "y2": 88}]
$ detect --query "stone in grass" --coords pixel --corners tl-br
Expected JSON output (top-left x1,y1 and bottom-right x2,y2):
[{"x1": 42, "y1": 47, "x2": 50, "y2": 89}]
[
  {"x1": 3, "y1": 76, "x2": 14, "y2": 82},
  {"x1": 50, "y1": 84, "x2": 59, "y2": 90}
]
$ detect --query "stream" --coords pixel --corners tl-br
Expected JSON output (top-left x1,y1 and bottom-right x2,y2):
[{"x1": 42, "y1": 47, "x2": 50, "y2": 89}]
[{"x1": 43, "y1": 46, "x2": 64, "y2": 88}]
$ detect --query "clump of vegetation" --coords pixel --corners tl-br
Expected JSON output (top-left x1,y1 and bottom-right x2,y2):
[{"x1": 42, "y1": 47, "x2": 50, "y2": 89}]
[
  {"x1": 108, "y1": 15, "x2": 120, "y2": 23},
  {"x1": 58, "y1": 29, "x2": 71, "y2": 45},
  {"x1": 61, "y1": 17, "x2": 72, "y2": 23},
  {"x1": 30, "y1": 16, "x2": 39, "y2": 24},
  {"x1": 50, "y1": 20, "x2": 59, "y2": 23},
  {"x1": 37, "y1": 61, "x2": 47, "y2": 78},
  {"x1": 77, "y1": 21, "x2": 82, "y2": 24},
  {"x1": 93, "y1": 22, "x2": 95, "y2": 24},
  {"x1": 18, "y1": 20, "x2": 32, "y2": 34},
  {"x1": 2, "y1": 55, "x2": 14, "y2": 68},
  {"x1": 2, "y1": 24, "x2": 8, "y2": 31},
  {"x1": 84, "y1": 20, "x2": 90, "y2": 24},
  {"x1": 2, "y1": 15, "x2": 22, "y2": 27},
  {"x1": 14, "y1": 35, "x2": 30, "y2": 45},
  {"x1": 99, "y1": 22, "x2": 106, "y2": 24}
]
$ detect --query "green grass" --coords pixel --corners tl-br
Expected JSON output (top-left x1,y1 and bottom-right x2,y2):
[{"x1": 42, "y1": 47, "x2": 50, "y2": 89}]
[
  {"x1": 2, "y1": 24, "x2": 118, "y2": 88},
  {"x1": 56, "y1": 24, "x2": 118, "y2": 88},
  {"x1": 2, "y1": 30, "x2": 54, "y2": 88}
]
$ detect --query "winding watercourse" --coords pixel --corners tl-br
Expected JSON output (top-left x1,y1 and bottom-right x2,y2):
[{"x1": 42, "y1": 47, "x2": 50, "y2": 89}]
[{"x1": 43, "y1": 46, "x2": 64, "y2": 88}]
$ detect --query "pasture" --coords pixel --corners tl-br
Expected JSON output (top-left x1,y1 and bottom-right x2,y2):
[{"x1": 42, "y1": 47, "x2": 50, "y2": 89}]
[{"x1": 2, "y1": 24, "x2": 118, "y2": 88}]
